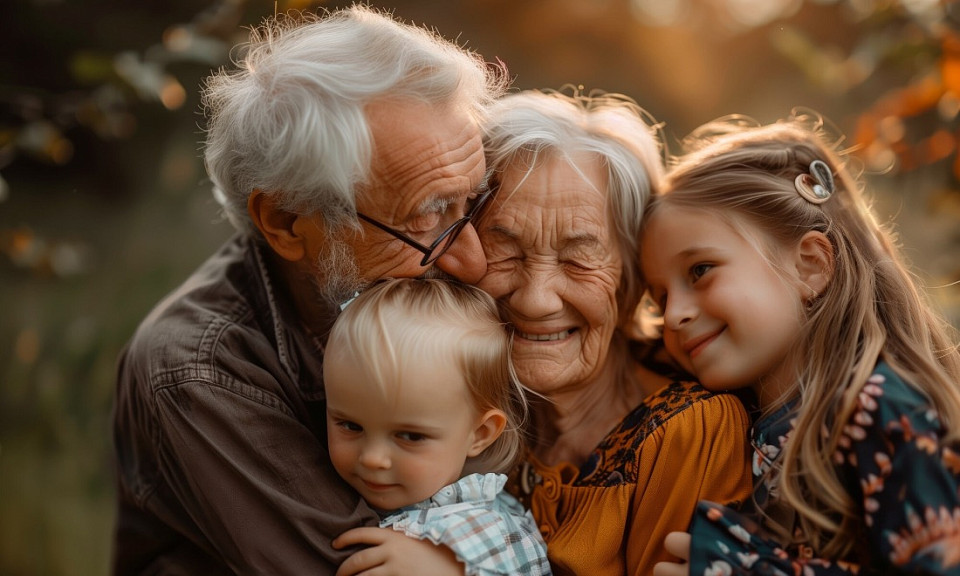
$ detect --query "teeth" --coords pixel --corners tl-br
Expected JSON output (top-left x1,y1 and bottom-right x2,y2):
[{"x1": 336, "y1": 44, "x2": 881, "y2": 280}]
[{"x1": 517, "y1": 329, "x2": 571, "y2": 341}]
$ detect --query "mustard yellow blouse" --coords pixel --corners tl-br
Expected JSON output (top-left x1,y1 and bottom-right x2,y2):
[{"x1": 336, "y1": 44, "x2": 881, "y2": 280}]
[{"x1": 508, "y1": 380, "x2": 752, "y2": 576}]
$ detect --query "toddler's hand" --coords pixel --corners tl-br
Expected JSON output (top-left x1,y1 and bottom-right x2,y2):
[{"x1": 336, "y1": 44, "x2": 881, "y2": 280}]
[{"x1": 334, "y1": 527, "x2": 463, "y2": 576}]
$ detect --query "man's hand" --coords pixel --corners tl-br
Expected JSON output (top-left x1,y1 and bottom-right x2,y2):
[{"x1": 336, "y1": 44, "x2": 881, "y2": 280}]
[
  {"x1": 334, "y1": 527, "x2": 464, "y2": 576},
  {"x1": 653, "y1": 531, "x2": 691, "y2": 576}
]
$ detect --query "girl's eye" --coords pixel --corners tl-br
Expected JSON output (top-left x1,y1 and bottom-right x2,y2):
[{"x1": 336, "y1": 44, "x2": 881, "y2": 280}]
[
  {"x1": 690, "y1": 263, "x2": 712, "y2": 281},
  {"x1": 397, "y1": 431, "x2": 426, "y2": 442}
]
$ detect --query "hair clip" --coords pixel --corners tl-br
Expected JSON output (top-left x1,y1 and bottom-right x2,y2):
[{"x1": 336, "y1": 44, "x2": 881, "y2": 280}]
[{"x1": 794, "y1": 159, "x2": 834, "y2": 205}]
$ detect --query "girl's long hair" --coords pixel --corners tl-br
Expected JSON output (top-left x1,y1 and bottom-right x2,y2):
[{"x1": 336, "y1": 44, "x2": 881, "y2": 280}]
[{"x1": 650, "y1": 113, "x2": 960, "y2": 556}]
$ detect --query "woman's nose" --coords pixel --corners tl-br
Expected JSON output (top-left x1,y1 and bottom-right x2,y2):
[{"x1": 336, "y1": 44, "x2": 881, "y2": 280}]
[{"x1": 510, "y1": 266, "x2": 564, "y2": 318}]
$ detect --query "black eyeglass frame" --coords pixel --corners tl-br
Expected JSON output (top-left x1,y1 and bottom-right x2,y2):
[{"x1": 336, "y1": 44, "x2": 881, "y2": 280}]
[{"x1": 356, "y1": 188, "x2": 494, "y2": 266}]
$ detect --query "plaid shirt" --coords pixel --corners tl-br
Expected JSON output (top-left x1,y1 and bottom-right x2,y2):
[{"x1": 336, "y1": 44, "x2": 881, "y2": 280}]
[{"x1": 380, "y1": 473, "x2": 552, "y2": 575}]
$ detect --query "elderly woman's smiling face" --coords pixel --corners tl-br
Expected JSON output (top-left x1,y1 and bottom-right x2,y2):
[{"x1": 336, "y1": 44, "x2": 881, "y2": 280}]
[{"x1": 477, "y1": 152, "x2": 623, "y2": 396}]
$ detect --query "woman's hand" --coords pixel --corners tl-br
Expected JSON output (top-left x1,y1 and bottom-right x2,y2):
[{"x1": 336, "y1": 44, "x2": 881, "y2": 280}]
[
  {"x1": 653, "y1": 531, "x2": 691, "y2": 576},
  {"x1": 334, "y1": 527, "x2": 464, "y2": 576}
]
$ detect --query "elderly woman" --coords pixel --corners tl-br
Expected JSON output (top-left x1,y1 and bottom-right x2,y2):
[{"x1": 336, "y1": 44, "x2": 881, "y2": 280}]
[{"x1": 476, "y1": 90, "x2": 752, "y2": 575}]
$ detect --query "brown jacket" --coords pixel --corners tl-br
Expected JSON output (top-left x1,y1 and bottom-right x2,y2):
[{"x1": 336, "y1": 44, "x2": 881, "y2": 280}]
[{"x1": 112, "y1": 234, "x2": 377, "y2": 575}]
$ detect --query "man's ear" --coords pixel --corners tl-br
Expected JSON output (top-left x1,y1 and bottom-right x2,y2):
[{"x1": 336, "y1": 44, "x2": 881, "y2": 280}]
[
  {"x1": 248, "y1": 189, "x2": 310, "y2": 262},
  {"x1": 795, "y1": 230, "x2": 835, "y2": 300},
  {"x1": 467, "y1": 409, "x2": 507, "y2": 458}
]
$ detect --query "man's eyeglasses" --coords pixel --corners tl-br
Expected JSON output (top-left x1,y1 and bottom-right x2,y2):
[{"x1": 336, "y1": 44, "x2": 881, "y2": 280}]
[{"x1": 356, "y1": 188, "x2": 494, "y2": 266}]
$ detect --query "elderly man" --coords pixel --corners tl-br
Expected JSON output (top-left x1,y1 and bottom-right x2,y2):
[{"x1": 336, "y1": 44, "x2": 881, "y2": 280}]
[{"x1": 111, "y1": 6, "x2": 507, "y2": 574}]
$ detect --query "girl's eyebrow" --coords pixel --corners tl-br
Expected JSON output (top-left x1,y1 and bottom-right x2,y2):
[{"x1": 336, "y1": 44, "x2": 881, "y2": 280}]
[
  {"x1": 674, "y1": 245, "x2": 719, "y2": 260},
  {"x1": 677, "y1": 247, "x2": 705, "y2": 258}
]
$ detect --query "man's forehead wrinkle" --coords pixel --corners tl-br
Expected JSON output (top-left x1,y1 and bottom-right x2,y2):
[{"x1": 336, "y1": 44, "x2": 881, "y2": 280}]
[
  {"x1": 375, "y1": 113, "x2": 480, "y2": 175},
  {"x1": 373, "y1": 128, "x2": 483, "y2": 217}
]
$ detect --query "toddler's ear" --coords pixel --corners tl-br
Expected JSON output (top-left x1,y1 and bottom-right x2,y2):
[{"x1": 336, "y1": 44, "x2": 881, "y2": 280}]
[
  {"x1": 796, "y1": 231, "x2": 834, "y2": 300},
  {"x1": 467, "y1": 409, "x2": 507, "y2": 457}
]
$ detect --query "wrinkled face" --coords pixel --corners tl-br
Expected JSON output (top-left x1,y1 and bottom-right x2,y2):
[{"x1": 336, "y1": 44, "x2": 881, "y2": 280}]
[
  {"x1": 640, "y1": 206, "x2": 806, "y2": 402},
  {"x1": 325, "y1": 349, "x2": 483, "y2": 511},
  {"x1": 477, "y1": 152, "x2": 623, "y2": 396},
  {"x1": 348, "y1": 99, "x2": 489, "y2": 285}
]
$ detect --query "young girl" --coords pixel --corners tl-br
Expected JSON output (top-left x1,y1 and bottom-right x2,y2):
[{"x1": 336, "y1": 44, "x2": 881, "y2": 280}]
[
  {"x1": 641, "y1": 115, "x2": 960, "y2": 575},
  {"x1": 323, "y1": 278, "x2": 551, "y2": 576}
]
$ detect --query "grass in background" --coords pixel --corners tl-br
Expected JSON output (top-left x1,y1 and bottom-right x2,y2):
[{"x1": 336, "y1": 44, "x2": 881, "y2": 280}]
[{"x1": 0, "y1": 124, "x2": 232, "y2": 575}]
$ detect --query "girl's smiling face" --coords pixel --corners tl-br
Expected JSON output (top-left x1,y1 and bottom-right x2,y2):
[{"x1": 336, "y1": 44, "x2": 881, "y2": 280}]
[{"x1": 640, "y1": 205, "x2": 808, "y2": 404}]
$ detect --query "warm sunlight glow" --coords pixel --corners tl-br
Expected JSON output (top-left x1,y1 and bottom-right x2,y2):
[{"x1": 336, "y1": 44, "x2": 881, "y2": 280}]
[
  {"x1": 901, "y1": 0, "x2": 942, "y2": 22},
  {"x1": 159, "y1": 78, "x2": 186, "y2": 110},
  {"x1": 163, "y1": 25, "x2": 192, "y2": 53},
  {"x1": 725, "y1": 0, "x2": 802, "y2": 28},
  {"x1": 630, "y1": 0, "x2": 687, "y2": 26}
]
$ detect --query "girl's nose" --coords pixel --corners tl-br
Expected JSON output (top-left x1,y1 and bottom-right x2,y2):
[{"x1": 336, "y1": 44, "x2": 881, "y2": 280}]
[{"x1": 663, "y1": 292, "x2": 698, "y2": 331}]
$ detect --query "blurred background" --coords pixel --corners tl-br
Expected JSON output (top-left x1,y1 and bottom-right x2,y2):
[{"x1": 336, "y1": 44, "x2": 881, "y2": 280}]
[{"x1": 2, "y1": 0, "x2": 959, "y2": 574}]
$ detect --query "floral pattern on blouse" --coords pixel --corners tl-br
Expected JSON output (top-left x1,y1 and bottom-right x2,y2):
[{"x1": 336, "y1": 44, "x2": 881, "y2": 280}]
[{"x1": 687, "y1": 362, "x2": 960, "y2": 575}]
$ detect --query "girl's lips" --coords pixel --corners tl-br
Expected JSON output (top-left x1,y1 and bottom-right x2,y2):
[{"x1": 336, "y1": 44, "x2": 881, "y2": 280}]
[
  {"x1": 515, "y1": 328, "x2": 574, "y2": 341},
  {"x1": 683, "y1": 328, "x2": 723, "y2": 359}
]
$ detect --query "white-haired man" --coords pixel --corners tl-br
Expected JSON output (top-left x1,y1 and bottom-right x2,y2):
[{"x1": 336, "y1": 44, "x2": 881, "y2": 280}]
[{"x1": 112, "y1": 6, "x2": 508, "y2": 574}]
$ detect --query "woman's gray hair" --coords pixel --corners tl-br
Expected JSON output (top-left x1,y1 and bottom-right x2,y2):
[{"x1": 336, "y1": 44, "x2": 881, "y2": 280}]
[
  {"x1": 483, "y1": 89, "x2": 664, "y2": 320},
  {"x1": 202, "y1": 5, "x2": 509, "y2": 235}
]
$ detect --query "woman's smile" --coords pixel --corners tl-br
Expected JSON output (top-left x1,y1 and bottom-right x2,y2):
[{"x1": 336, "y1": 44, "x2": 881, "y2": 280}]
[{"x1": 515, "y1": 328, "x2": 575, "y2": 342}]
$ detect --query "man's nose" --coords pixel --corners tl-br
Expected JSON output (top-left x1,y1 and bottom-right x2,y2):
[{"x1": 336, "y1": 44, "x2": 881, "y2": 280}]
[{"x1": 433, "y1": 223, "x2": 487, "y2": 284}]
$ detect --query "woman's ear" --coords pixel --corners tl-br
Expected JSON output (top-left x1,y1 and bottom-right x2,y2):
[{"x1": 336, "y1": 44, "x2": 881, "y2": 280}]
[
  {"x1": 467, "y1": 409, "x2": 507, "y2": 457},
  {"x1": 248, "y1": 189, "x2": 309, "y2": 262},
  {"x1": 795, "y1": 230, "x2": 835, "y2": 300}
]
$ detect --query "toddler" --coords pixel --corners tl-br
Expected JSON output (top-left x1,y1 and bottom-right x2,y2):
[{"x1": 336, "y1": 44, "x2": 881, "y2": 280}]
[{"x1": 324, "y1": 278, "x2": 551, "y2": 576}]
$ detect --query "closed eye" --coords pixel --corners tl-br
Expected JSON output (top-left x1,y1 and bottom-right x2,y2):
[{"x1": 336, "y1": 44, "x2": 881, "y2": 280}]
[
  {"x1": 406, "y1": 211, "x2": 444, "y2": 235},
  {"x1": 563, "y1": 258, "x2": 598, "y2": 271}
]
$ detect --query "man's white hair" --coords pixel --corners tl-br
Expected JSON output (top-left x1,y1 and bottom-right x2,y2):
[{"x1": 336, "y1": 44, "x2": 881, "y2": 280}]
[{"x1": 202, "y1": 5, "x2": 508, "y2": 236}]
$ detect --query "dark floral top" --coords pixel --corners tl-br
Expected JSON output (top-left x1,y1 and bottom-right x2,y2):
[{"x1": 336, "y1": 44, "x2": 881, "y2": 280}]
[{"x1": 687, "y1": 362, "x2": 960, "y2": 575}]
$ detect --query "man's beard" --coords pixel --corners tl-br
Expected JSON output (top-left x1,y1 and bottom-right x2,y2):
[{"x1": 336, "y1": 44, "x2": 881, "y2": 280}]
[
  {"x1": 312, "y1": 236, "x2": 365, "y2": 307},
  {"x1": 419, "y1": 264, "x2": 455, "y2": 281},
  {"x1": 311, "y1": 237, "x2": 459, "y2": 306}
]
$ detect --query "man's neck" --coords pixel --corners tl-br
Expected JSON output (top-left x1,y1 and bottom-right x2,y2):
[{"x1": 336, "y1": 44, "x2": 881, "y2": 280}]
[{"x1": 261, "y1": 248, "x2": 340, "y2": 340}]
